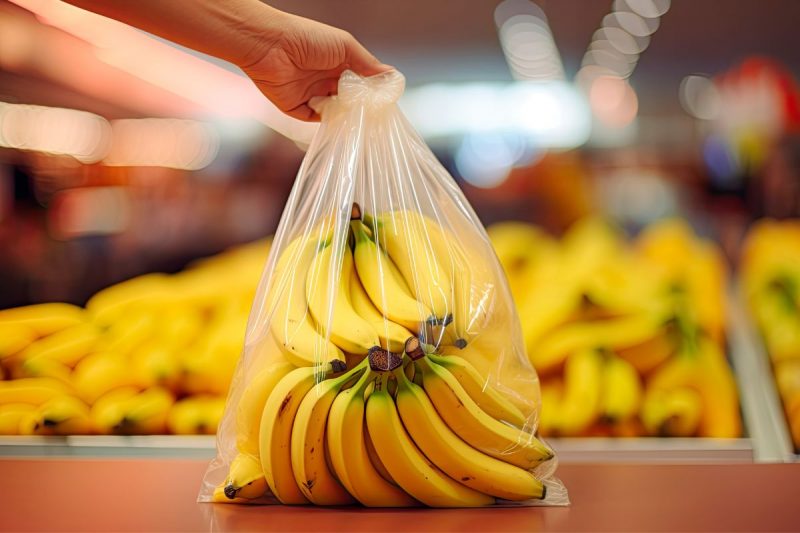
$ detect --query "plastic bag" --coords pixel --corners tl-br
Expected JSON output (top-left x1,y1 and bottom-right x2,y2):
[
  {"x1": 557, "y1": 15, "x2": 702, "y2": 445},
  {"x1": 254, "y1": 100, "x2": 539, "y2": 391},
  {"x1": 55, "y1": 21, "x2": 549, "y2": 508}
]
[{"x1": 199, "y1": 70, "x2": 567, "y2": 507}]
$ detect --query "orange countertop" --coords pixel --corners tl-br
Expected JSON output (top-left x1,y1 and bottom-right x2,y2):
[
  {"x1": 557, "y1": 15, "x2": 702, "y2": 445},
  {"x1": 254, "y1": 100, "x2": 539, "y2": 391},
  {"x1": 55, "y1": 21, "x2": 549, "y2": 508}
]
[{"x1": 0, "y1": 458, "x2": 798, "y2": 532}]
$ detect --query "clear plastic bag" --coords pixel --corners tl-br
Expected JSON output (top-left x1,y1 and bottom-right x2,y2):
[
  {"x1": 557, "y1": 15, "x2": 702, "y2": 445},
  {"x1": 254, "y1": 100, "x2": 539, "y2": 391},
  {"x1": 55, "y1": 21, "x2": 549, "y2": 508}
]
[{"x1": 199, "y1": 70, "x2": 568, "y2": 507}]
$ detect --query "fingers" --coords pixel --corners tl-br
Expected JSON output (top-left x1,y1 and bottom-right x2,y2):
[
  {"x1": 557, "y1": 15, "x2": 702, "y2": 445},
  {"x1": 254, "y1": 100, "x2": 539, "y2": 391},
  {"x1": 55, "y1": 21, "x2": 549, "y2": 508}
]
[
  {"x1": 344, "y1": 36, "x2": 393, "y2": 77},
  {"x1": 285, "y1": 103, "x2": 320, "y2": 122}
]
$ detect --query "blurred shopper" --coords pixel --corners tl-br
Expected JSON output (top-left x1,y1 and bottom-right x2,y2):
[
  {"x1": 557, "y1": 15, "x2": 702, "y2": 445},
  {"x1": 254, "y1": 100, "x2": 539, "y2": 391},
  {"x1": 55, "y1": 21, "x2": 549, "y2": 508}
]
[{"x1": 64, "y1": 0, "x2": 392, "y2": 120}]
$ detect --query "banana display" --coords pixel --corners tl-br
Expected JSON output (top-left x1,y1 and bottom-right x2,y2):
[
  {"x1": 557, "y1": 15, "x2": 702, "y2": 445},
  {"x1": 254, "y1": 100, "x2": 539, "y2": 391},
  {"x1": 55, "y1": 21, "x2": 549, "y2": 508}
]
[
  {"x1": 207, "y1": 203, "x2": 559, "y2": 507},
  {"x1": 488, "y1": 217, "x2": 742, "y2": 439},
  {"x1": 0, "y1": 239, "x2": 271, "y2": 436},
  {"x1": 740, "y1": 219, "x2": 800, "y2": 451}
]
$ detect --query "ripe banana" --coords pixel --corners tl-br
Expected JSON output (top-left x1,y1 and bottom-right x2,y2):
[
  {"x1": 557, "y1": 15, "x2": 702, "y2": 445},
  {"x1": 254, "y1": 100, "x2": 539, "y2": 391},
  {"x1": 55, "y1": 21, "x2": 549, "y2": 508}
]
[
  {"x1": 0, "y1": 403, "x2": 36, "y2": 434},
  {"x1": 91, "y1": 387, "x2": 174, "y2": 434},
  {"x1": 18, "y1": 395, "x2": 92, "y2": 435},
  {"x1": 86, "y1": 273, "x2": 173, "y2": 327},
  {"x1": 425, "y1": 351, "x2": 526, "y2": 427},
  {"x1": 220, "y1": 453, "x2": 268, "y2": 501},
  {"x1": 259, "y1": 361, "x2": 344, "y2": 505},
  {"x1": 131, "y1": 341, "x2": 181, "y2": 391},
  {"x1": 0, "y1": 303, "x2": 86, "y2": 336},
  {"x1": 305, "y1": 241, "x2": 379, "y2": 355},
  {"x1": 374, "y1": 211, "x2": 453, "y2": 320},
  {"x1": 641, "y1": 387, "x2": 702, "y2": 437},
  {"x1": 17, "y1": 356, "x2": 73, "y2": 386},
  {"x1": 598, "y1": 355, "x2": 642, "y2": 424},
  {"x1": 556, "y1": 349, "x2": 604, "y2": 436},
  {"x1": 394, "y1": 368, "x2": 545, "y2": 501},
  {"x1": 413, "y1": 356, "x2": 552, "y2": 469},
  {"x1": 235, "y1": 361, "x2": 295, "y2": 456},
  {"x1": 18, "y1": 322, "x2": 99, "y2": 367},
  {"x1": 0, "y1": 323, "x2": 37, "y2": 359},
  {"x1": 351, "y1": 219, "x2": 432, "y2": 333},
  {"x1": 267, "y1": 231, "x2": 344, "y2": 366},
  {"x1": 0, "y1": 377, "x2": 74, "y2": 405},
  {"x1": 72, "y1": 352, "x2": 141, "y2": 404},
  {"x1": 349, "y1": 267, "x2": 412, "y2": 353},
  {"x1": 327, "y1": 367, "x2": 417, "y2": 506},
  {"x1": 166, "y1": 396, "x2": 226, "y2": 435},
  {"x1": 365, "y1": 373, "x2": 494, "y2": 507},
  {"x1": 289, "y1": 362, "x2": 370, "y2": 505},
  {"x1": 538, "y1": 379, "x2": 563, "y2": 436}
]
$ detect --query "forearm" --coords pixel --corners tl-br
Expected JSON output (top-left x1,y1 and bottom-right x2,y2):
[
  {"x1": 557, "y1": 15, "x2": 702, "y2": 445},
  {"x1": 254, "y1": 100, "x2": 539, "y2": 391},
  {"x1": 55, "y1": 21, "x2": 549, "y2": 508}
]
[{"x1": 62, "y1": 0, "x2": 281, "y2": 67}]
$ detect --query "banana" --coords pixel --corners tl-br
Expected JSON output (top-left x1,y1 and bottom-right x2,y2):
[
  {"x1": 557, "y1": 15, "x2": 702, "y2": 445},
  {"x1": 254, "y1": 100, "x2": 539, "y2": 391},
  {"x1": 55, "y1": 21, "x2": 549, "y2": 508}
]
[
  {"x1": 267, "y1": 231, "x2": 344, "y2": 367},
  {"x1": 327, "y1": 367, "x2": 417, "y2": 506},
  {"x1": 413, "y1": 356, "x2": 552, "y2": 469},
  {"x1": 351, "y1": 219, "x2": 432, "y2": 333},
  {"x1": 90, "y1": 387, "x2": 173, "y2": 434},
  {"x1": 18, "y1": 395, "x2": 92, "y2": 435},
  {"x1": 531, "y1": 311, "x2": 668, "y2": 375},
  {"x1": 538, "y1": 379, "x2": 563, "y2": 437},
  {"x1": 72, "y1": 352, "x2": 141, "y2": 404},
  {"x1": 259, "y1": 361, "x2": 345, "y2": 505},
  {"x1": 394, "y1": 368, "x2": 545, "y2": 501},
  {"x1": 556, "y1": 349, "x2": 604, "y2": 436},
  {"x1": 616, "y1": 323, "x2": 676, "y2": 375},
  {"x1": 598, "y1": 355, "x2": 642, "y2": 424},
  {"x1": 103, "y1": 308, "x2": 156, "y2": 355},
  {"x1": 235, "y1": 361, "x2": 295, "y2": 455},
  {"x1": 16, "y1": 356, "x2": 72, "y2": 386},
  {"x1": 349, "y1": 267, "x2": 413, "y2": 353},
  {"x1": 0, "y1": 377, "x2": 74, "y2": 405},
  {"x1": 0, "y1": 323, "x2": 37, "y2": 359},
  {"x1": 0, "y1": 303, "x2": 86, "y2": 336},
  {"x1": 290, "y1": 362, "x2": 369, "y2": 505},
  {"x1": 18, "y1": 322, "x2": 99, "y2": 367},
  {"x1": 86, "y1": 274, "x2": 173, "y2": 327},
  {"x1": 0, "y1": 403, "x2": 36, "y2": 434},
  {"x1": 131, "y1": 341, "x2": 181, "y2": 391},
  {"x1": 641, "y1": 387, "x2": 702, "y2": 437},
  {"x1": 366, "y1": 373, "x2": 494, "y2": 507},
  {"x1": 306, "y1": 240, "x2": 379, "y2": 356},
  {"x1": 425, "y1": 351, "x2": 526, "y2": 427},
  {"x1": 220, "y1": 453, "x2": 268, "y2": 501},
  {"x1": 373, "y1": 211, "x2": 453, "y2": 320},
  {"x1": 166, "y1": 396, "x2": 226, "y2": 435}
]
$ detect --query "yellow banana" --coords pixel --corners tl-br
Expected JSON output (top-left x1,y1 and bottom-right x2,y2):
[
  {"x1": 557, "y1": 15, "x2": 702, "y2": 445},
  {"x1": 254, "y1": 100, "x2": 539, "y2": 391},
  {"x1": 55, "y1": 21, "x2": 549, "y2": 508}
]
[
  {"x1": 556, "y1": 349, "x2": 604, "y2": 436},
  {"x1": 235, "y1": 361, "x2": 295, "y2": 455},
  {"x1": 374, "y1": 211, "x2": 453, "y2": 320},
  {"x1": 349, "y1": 267, "x2": 413, "y2": 353},
  {"x1": 641, "y1": 387, "x2": 702, "y2": 437},
  {"x1": 414, "y1": 357, "x2": 552, "y2": 469},
  {"x1": 103, "y1": 308, "x2": 156, "y2": 355},
  {"x1": 394, "y1": 368, "x2": 545, "y2": 501},
  {"x1": 18, "y1": 322, "x2": 99, "y2": 367},
  {"x1": 267, "y1": 231, "x2": 344, "y2": 366},
  {"x1": 599, "y1": 355, "x2": 642, "y2": 424},
  {"x1": 166, "y1": 396, "x2": 226, "y2": 435},
  {"x1": 351, "y1": 219, "x2": 432, "y2": 333},
  {"x1": 259, "y1": 361, "x2": 344, "y2": 505},
  {"x1": 0, "y1": 403, "x2": 36, "y2": 434},
  {"x1": 538, "y1": 379, "x2": 563, "y2": 437},
  {"x1": 0, "y1": 323, "x2": 37, "y2": 359},
  {"x1": 91, "y1": 387, "x2": 139, "y2": 434},
  {"x1": 326, "y1": 368, "x2": 417, "y2": 507},
  {"x1": 86, "y1": 274, "x2": 173, "y2": 327},
  {"x1": 425, "y1": 350, "x2": 526, "y2": 427},
  {"x1": 306, "y1": 240, "x2": 379, "y2": 355},
  {"x1": 91, "y1": 387, "x2": 173, "y2": 434},
  {"x1": 72, "y1": 352, "x2": 141, "y2": 404},
  {"x1": 131, "y1": 341, "x2": 181, "y2": 391},
  {"x1": 17, "y1": 356, "x2": 73, "y2": 386},
  {"x1": 289, "y1": 362, "x2": 368, "y2": 505},
  {"x1": 0, "y1": 377, "x2": 74, "y2": 405},
  {"x1": 365, "y1": 373, "x2": 494, "y2": 507},
  {"x1": 0, "y1": 303, "x2": 86, "y2": 337},
  {"x1": 19, "y1": 395, "x2": 92, "y2": 435},
  {"x1": 219, "y1": 453, "x2": 268, "y2": 501}
]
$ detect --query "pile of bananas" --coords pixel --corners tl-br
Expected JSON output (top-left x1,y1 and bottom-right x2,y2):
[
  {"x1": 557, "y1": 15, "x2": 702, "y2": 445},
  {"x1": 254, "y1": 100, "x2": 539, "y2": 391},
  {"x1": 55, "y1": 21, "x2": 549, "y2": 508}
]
[
  {"x1": 741, "y1": 219, "x2": 800, "y2": 450},
  {"x1": 488, "y1": 217, "x2": 742, "y2": 438},
  {"x1": 0, "y1": 239, "x2": 271, "y2": 436},
  {"x1": 213, "y1": 205, "x2": 555, "y2": 507}
]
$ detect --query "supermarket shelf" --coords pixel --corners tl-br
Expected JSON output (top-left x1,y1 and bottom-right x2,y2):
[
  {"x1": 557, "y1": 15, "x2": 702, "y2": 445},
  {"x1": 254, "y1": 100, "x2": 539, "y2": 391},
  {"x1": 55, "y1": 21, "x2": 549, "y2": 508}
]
[
  {"x1": 548, "y1": 437, "x2": 752, "y2": 463},
  {"x1": 727, "y1": 288, "x2": 795, "y2": 462},
  {"x1": 0, "y1": 436, "x2": 217, "y2": 458}
]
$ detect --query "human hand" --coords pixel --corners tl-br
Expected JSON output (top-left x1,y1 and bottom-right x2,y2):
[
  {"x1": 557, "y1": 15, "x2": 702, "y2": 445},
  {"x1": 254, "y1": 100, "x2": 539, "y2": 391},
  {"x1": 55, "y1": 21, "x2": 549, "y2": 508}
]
[{"x1": 242, "y1": 11, "x2": 393, "y2": 121}]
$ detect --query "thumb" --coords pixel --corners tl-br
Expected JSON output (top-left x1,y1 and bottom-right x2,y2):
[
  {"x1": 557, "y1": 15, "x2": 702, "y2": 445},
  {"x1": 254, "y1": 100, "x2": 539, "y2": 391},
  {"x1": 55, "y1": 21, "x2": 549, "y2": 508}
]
[{"x1": 346, "y1": 39, "x2": 393, "y2": 77}]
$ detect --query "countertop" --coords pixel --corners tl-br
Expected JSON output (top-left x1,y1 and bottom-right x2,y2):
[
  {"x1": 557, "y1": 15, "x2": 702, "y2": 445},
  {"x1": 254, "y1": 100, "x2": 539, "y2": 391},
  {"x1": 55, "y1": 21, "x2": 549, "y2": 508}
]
[{"x1": 0, "y1": 458, "x2": 798, "y2": 532}]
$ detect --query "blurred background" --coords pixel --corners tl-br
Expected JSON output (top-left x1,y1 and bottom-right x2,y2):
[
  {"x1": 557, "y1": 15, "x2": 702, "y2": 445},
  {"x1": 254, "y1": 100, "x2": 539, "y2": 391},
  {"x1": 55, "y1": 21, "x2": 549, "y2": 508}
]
[{"x1": 2, "y1": 0, "x2": 798, "y2": 308}]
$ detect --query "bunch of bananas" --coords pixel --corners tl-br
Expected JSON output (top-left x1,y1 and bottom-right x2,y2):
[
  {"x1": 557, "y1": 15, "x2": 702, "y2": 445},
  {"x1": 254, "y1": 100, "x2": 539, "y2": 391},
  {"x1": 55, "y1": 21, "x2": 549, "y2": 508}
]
[
  {"x1": 213, "y1": 205, "x2": 554, "y2": 507},
  {"x1": 0, "y1": 239, "x2": 271, "y2": 436},
  {"x1": 741, "y1": 219, "x2": 800, "y2": 450},
  {"x1": 489, "y1": 217, "x2": 742, "y2": 438}
]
